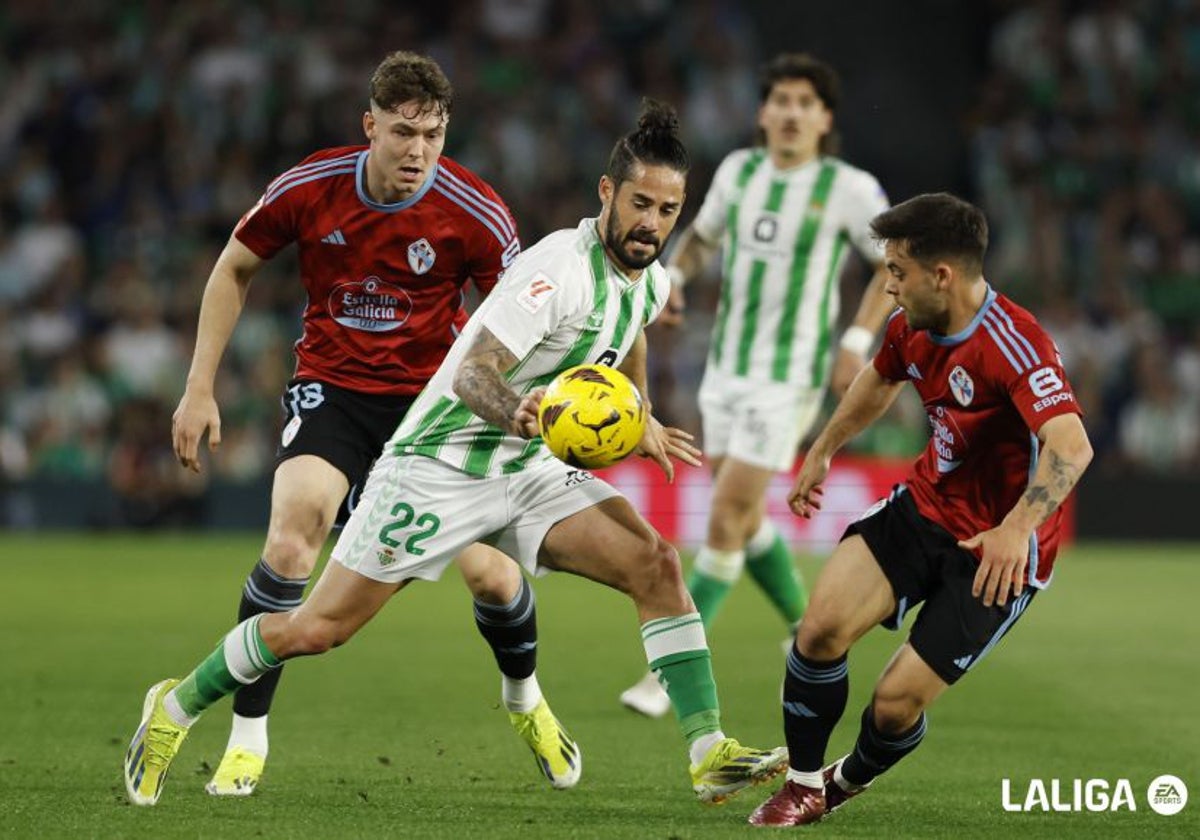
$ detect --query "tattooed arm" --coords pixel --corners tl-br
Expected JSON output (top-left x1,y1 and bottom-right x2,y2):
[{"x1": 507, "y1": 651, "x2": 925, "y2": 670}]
[
  {"x1": 452, "y1": 327, "x2": 526, "y2": 436},
  {"x1": 959, "y1": 413, "x2": 1093, "y2": 607}
]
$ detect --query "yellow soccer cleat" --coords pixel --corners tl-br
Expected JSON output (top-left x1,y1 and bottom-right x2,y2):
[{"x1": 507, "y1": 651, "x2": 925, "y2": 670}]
[
  {"x1": 123, "y1": 679, "x2": 189, "y2": 806},
  {"x1": 689, "y1": 738, "x2": 788, "y2": 804},
  {"x1": 509, "y1": 698, "x2": 582, "y2": 789},
  {"x1": 205, "y1": 746, "x2": 266, "y2": 797}
]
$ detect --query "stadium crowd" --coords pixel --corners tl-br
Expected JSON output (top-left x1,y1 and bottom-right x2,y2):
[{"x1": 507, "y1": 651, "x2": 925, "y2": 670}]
[{"x1": 0, "y1": 0, "x2": 1196, "y2": 527}]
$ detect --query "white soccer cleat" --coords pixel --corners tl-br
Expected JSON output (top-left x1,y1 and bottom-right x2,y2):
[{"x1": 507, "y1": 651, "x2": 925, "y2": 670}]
[{"x1": 619, "y1": 671, "x2": 672, "y2": 718}]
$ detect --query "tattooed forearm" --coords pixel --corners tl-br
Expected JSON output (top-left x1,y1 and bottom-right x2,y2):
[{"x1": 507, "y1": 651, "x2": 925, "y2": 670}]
[
  {"x1": 1017, "y1": 447, "x2": 1086, "y2": 528},
  {"x1": 452, "y1": 328, "x2": 521, "y2": 433}
]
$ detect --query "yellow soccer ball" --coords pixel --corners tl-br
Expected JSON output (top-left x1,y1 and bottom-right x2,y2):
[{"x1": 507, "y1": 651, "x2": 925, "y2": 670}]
[{"x1": 538, "y1": 364, "x2": 646, "y2": 469}]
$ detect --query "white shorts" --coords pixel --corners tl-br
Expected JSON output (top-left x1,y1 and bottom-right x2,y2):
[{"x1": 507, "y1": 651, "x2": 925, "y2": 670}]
[
  {"x1": 332, "y1": 452, "x2": 621, "y2": 584},
  {"x1": 698, "y1": 368, "x2": 824, "y2": 472}
]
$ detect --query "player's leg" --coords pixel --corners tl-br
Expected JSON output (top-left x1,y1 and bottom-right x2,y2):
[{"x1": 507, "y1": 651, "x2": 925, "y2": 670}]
[
  {"x1": 823, "y1": 643, "x2": 945, "y2": 812},
  {"x1": 124, "y1": 562, "x2": 401, "y2": 806},
  {"x1": 826, "y1": 550, "x2": 1038, "y2": 814},
  {"x1": 536, "y1": 496, "x2": 786, "y2": 802},
  {"x1": 455, "y1": 544, "x2": 580, "y2": 789},
  {"x1": 739, "y1": 387, "x2": 822, "y2": 632},
  {"x1": 749, "y1": 534, "x2": 895, "y2": 827},
  {"x1": 210, "y1": 454, "x2": 347, "y2": 795}
]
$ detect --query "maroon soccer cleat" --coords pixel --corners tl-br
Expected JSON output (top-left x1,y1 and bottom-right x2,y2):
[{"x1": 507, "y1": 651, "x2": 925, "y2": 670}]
[
  {"x1": 747, "y1": 779, "x2": 826, "y2": 827},
  {"x1": 822, "y1": 756, "x2": 868, "y2": 814}
]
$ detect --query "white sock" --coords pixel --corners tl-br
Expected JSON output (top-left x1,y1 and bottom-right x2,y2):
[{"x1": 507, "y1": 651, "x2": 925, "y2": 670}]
[
  {"x1": 786, "y1": 768, "x2": 824, "y2": 789},
  {"x1": 688, "y1": 731, "x2": 726, "y2": 766},
  {"x1": 225, "y1": 713, "x2": 269, "y2": 758},
  {"x1": 502, "y1": 673, "x2": 543, "y2": 713},
  {"x1": 162, "y1": 690, "x2": 197, "y2": 728},
  {"x1": 746, "y1": 518, "x2": 778, "y2": 557},
  {"x1": 693, "y1": 546, "x2": 745, "y2": 583}
]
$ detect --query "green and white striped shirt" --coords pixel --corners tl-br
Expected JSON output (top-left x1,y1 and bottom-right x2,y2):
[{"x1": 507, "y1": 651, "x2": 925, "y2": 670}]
[
  {"x1": 694, "y1": 150, "x2": 888, "y2": 386},
  {"x1": 392, "y1": 217, "x2": 669, "y2": 477}
]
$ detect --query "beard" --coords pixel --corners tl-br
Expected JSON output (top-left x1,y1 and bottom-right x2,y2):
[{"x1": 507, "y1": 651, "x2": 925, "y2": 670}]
[{"x1": 605, "y1": 210, "x2": 661, "y2": 270}]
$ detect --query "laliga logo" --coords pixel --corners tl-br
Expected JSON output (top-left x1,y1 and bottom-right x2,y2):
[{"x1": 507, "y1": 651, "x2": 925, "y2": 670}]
[{"x1": 1001, "y1": 775, "x2": 1187, "y2": 815}]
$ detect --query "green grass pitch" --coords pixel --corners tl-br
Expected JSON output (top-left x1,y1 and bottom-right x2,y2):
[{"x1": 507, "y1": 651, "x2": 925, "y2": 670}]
[{"x1": 0, "y1": 535, "x2": 1196, "y2": 839}]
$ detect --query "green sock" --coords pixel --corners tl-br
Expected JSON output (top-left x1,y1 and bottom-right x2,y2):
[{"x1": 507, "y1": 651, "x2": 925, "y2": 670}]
[
  {"x1": 174, "y1": 616, "x2": 280, "y2": 718},
  {"x1": 687, "y1": 546, "x2": 744, "y2": 628},
  {"x1": 641, "y1": 614, "x2": 721, "y2": 743},
  {"x1": 746, "y1": 531, "x2": 807, "y2": 625}
]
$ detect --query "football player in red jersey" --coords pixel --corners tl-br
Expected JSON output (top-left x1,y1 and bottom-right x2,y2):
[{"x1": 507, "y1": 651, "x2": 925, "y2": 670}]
[
  {"x1": 170, "y1": 52, "x2": 574, "y2": 797},
  {"x1": 750, "y1": 193, "x2": 1093, "y2": 827}
]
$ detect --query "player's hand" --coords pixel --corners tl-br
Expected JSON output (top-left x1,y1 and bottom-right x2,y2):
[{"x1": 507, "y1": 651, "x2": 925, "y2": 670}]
[
  {"x1": 788, "y1": 451, "x2": 831, "y2": 518},
  {"x1": 636, "y1": 415, "x2": 701, "y2": 484},
  {"x1": 172, "y1": 388, "x2": 221, "y2": 473},
  {"x1": 513, "y1": 387, "x2": 546, "y2": 439},
  {"x1": 830, "y1": 347, "x2": 866, "y2": 397},
  {"x1": 959, "y1": 523, "x2": 1029, "y2": 607},
  {"x1": 657, "y1": 286, "x2": 686, "y2": 328}
]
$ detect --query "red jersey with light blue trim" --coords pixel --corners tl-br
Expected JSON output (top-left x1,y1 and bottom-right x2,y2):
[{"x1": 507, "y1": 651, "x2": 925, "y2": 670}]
[
  {"x1": 872, "y1": 287, "x2": 1081, "y2": 587},
  {"x1": 234, "y1": 146, "x2": 520, "y2": 394}
]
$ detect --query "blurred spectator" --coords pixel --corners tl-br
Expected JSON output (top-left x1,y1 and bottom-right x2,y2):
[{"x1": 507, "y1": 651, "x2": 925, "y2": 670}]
[{"x1": 0, "y1": 0, "x2": 1195, "y2": 532}]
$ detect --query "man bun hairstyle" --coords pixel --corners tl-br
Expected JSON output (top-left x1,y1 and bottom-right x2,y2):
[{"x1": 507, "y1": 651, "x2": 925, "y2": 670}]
[
  {"x1": 870, "y1": 192, "x2": 989, "y2": 273},
  {"x1": 607, "y1": 98, "x2": 690, "y2": 187},
  {"x1": 369, "y1": 51, "x2": 453, "y2": 118}
]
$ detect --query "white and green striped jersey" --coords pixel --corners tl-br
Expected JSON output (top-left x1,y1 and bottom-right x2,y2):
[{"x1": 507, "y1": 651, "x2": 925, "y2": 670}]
[
  {"x1": 693, "y1": 150, "x2": 888, "y2": 386},
  {"x1": 391, "y1": 217, "x2": 669, "y2": 477}
]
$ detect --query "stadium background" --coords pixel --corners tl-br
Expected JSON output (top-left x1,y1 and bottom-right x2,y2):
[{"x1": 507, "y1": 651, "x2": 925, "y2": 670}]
[
  {"x1": 1, "y1": 0, "x2": 1197, "y2": 538},
  {"x1": 0, "y1": 3, "x2": 1197, "y2": 838}
]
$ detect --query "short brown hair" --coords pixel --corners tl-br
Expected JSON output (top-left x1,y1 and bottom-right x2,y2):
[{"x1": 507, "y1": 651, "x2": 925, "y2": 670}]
[
  {"x1": 369, "y1": 51, "x2": 453, "y2": 117},
  {"x1": 870, "y1": 193, "x2": 989, "y2": 273}
]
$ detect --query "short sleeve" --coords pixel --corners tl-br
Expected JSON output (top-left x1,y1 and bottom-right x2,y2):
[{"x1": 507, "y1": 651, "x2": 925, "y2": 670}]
[
  {"x1": 997, "y1": 319, "x2": 1082, "y2": 432},
  {"x1": 691, "y1": 151, "x2": 745, "y2": 244},
  {"x1": 234, "y1": 188, "x2": 299, "y2": 260},
  {"x1": 464, "y1": 191, "x2": 521, "y2": 296},
  {"x1": 480, "y1": 257, "x2": 584, "y2": 360},
  {"x1": 840, "y1": 170, "x2": 889, "y2": 264}
]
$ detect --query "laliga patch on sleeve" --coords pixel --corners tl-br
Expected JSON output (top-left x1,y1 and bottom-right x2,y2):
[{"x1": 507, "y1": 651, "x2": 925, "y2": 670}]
[{"x1": 516, "y1": 272, "x2": 558, "y2": 314}]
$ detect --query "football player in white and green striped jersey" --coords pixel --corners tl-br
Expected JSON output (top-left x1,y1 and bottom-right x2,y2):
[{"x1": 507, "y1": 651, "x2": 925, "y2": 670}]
[
  {"x1": 622, "y1": 54, "x2": 897, "y2": 718},
  {"x1": 123, "y1": 100, "x2": 788, "y2": 808}
]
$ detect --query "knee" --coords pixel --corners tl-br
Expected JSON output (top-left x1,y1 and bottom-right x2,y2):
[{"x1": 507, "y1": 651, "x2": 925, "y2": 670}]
[
  {"x1": 462, "y1": 555, "x2": 520, "y2": 604},
  {"x1": 284, "y1": 613, "x2": 351, "y2": 656},
  {"x1": 626, "y1": 537, "x2": 687, "y2": 606},
  {"x1": 708, "y1": 492, "x2": 759, "y2": 543},
  {"x1": 795, "y1": 608, "x2": 851, "y2": 660},
  {"x1": 263, "y1": 522, "x2": 329, "y2": 579}
]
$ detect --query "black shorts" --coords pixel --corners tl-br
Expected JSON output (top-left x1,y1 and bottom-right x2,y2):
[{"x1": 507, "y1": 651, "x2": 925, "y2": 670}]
[
  {"x1": 276, "y1": 379, "x2": 416, "y2": 524},
  {"x1": 844, "y1": 487, "x2": 1036, "y2": 685}
]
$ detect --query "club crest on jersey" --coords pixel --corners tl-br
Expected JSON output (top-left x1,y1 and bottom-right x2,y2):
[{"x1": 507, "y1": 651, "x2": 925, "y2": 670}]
[
  {"x1": 948, "y1": 365, "x2": 975, "y2": 406},
  {"x1": 516, "y1": 272, "x2": 558, "y2": 314},
  {"x1": 407, "y1": 238, "x2": 436, "y2": 275}
]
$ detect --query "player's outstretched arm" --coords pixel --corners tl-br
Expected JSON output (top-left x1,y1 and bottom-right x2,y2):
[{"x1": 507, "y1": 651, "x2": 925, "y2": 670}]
[
  {"x1": 960, "y1": 413, "x2": 1093, "y2": 607},
  {"x1": 173, "y1": 236, "x2": 263, "y2": 473},
  {"x1": 788, "y1": 364, "x2": 904, "y2": 517},
  {"x1": 452, "y1": 327, "x2": 531, "y2": 436}
]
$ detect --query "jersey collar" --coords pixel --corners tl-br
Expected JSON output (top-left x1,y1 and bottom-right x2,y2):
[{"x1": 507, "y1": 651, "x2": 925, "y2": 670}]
[
  {"x1": 928, "y1": 284, "x2": 997, "y2": 346},
  {"x1": 356, "y1": 151, "x2": 438, "y2": 212}
]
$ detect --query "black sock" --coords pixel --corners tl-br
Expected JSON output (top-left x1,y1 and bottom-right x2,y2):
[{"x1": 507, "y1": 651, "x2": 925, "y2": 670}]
[
  {"x1": 783, "y1": 648, "x2": 849, "y2": 772},
  {"x1": 473, "y1": 577, "x2": 537, "y2": 679},
  {"x1": 840, "y1": 705, "x2": 928, "y2": 787},
  {"x1": 231, "y1": 558, "x2": 309, "y2": 718}
]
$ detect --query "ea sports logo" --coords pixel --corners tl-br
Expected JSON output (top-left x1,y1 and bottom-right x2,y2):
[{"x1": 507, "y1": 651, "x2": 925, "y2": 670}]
[{"x1": 1147, "y1": 775, "x2": 1187, "y2": 816}]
